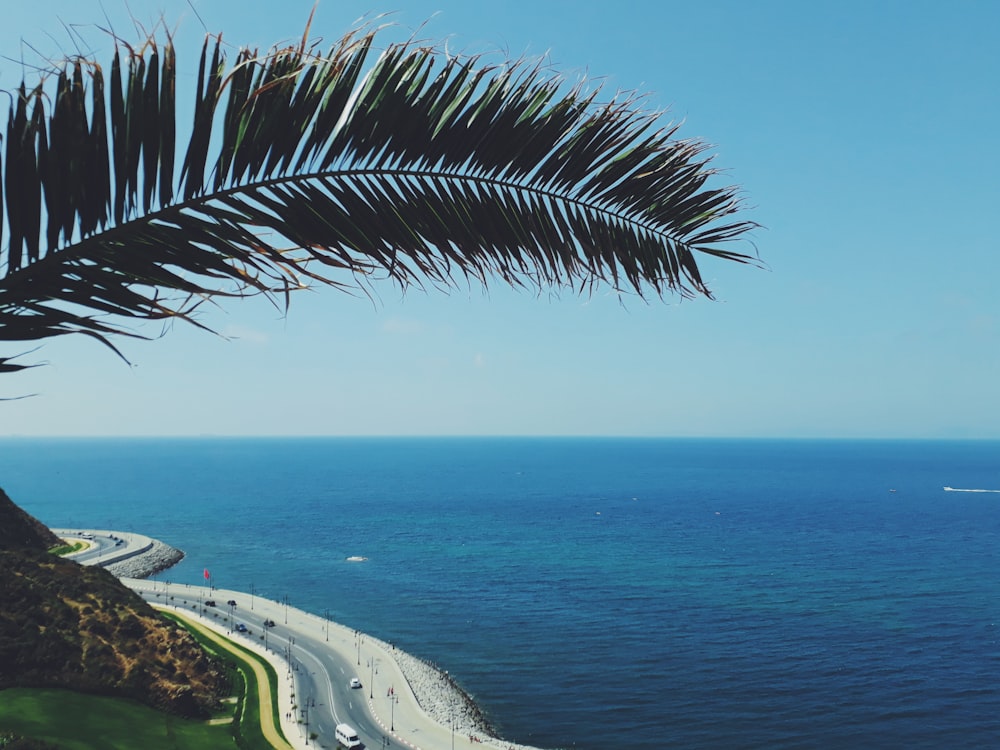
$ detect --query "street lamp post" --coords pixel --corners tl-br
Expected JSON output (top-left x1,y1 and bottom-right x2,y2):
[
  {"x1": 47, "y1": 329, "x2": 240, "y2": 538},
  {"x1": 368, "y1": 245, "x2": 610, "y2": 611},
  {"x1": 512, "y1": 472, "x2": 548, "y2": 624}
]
[
  {"x1": 283, "y1": 594, "x2": 289, "y2": 625},
  {"x1": 250, "y1": 582, "x2": 255, "y2": 611},
  {"x1": 391, "y1": 694, "x2": 398, "y2": 731},
  {"x1": 324, "y1": 609, "x2": 330, "y2": 642},
  {"x1": 369, "y1": 657, "x2": 376, "y2": 700}
]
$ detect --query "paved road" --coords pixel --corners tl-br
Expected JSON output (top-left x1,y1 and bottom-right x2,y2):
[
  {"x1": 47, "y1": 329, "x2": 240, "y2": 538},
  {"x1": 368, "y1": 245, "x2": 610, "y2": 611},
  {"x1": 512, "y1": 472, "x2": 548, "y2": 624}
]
[
  {"x1": 131, "y1": 580, "x2": 355, "y2": 749},
  {"x1": 58, "y1": 529, "x2": 503, "y2": 750},
  {"x1": 169, "y1": 609, "x2": 296, "y2": 750},
  {"x1": 52, "y1": 528, "x2": 140, "y2": 566},
  {"x1": 126, "y1": 581, "x2": 477, "y2": 750}
]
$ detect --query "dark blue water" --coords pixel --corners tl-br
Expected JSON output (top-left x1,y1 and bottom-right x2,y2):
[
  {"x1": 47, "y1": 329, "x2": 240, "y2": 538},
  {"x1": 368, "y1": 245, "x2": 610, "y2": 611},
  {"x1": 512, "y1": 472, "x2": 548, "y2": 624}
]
[{"x1": 2, "y1": 438, "x2": 999, "y2": 749}]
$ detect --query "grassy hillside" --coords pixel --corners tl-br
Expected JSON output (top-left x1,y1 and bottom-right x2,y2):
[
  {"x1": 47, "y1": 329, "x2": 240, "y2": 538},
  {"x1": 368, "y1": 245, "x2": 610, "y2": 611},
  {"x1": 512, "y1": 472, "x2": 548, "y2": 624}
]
[{"x1": 0, "y1": 488, "x2": 227, "y2": 720}]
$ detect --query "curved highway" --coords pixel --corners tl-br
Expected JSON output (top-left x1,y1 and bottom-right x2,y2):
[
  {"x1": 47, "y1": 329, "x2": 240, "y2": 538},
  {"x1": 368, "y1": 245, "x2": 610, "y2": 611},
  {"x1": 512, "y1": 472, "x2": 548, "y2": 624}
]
[
  {"x1": 129, "y1": 580, "x2": 405, "y2": 750},
  {"x1": 56, "y1": 528, "x2": 507, "y2": 750},
  {"x1": 52, "y1": 528, "x2": 138, "y2": 566}
]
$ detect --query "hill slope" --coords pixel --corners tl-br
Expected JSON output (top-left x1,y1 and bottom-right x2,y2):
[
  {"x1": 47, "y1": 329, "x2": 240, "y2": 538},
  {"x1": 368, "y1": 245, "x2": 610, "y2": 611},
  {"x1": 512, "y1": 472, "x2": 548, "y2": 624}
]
[
  {"x1": 0, "y1": 489, "x2": 61, "y2": 550},
  {"x1": 0, "y1": 488, "x2": 226, "y2": 718}
]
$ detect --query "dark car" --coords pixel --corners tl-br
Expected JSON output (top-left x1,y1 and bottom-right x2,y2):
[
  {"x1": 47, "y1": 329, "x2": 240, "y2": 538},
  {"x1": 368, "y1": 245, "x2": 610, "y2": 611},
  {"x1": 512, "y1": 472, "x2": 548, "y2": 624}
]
[{"x1": 205, "y1": 600, "x2": 216, "y2": 607}]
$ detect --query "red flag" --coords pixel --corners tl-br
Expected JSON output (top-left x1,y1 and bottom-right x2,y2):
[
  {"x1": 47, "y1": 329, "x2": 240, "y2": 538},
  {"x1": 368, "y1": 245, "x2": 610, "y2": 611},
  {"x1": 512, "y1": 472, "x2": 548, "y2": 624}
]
[{"x1": 203, "y1": 568, "x2": 210, "y2": 580}]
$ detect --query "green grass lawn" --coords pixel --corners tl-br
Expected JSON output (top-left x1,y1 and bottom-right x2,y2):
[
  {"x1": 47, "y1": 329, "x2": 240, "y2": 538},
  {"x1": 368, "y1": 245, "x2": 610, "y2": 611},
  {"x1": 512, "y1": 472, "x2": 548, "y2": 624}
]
[
  {"x1": 0, "y1": 611, "x2": 287, "y2": 750},
  {"x1": 48, "y1": 541, "x2": 86, "y2": 556},
  {"x1": 0, "y1": 688, "x2": 235, "y2": 750},
  {"x1": 160, "y1": 610, "x2": 284, "y2": 750}
]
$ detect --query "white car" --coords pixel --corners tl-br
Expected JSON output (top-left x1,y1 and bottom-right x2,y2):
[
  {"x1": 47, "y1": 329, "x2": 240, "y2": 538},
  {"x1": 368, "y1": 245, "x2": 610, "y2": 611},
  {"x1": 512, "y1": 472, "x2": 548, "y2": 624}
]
[{"x1": 349, "y1": 677, "x2": 362, "y2": 689}]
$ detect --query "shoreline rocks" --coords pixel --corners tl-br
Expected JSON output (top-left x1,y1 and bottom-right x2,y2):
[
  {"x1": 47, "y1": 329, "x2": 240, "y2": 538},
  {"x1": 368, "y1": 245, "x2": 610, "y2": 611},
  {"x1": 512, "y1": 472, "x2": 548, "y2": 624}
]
[
  {"x1": 367, "y1": 634, "x2": 542, "y2": 750},
  {"x1": 94, "y1": 532, "x2": 541, "y2": 750},
  {"x1": 103, "y1": 538, "x2": 185, "y2": 579},
  {"x1": 369, "y1": 633, "x2": 498, "y2": 738}
]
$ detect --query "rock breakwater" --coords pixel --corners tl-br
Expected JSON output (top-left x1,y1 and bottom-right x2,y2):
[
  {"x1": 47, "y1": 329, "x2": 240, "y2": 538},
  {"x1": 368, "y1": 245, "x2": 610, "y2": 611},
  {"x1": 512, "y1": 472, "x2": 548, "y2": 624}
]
[
  {"x1": 103, "y1": 538, "x2": 184, "y2": 578},
  {"x1": 369, "y1": 634, "x2": 543, "y2": 750}
]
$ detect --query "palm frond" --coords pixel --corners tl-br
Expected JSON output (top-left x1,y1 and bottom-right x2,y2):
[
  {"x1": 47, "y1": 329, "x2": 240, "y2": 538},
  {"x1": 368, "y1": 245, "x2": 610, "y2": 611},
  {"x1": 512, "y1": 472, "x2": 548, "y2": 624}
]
[{"x1": 0, "y1": 22, "x2": 760, "y2": 375}]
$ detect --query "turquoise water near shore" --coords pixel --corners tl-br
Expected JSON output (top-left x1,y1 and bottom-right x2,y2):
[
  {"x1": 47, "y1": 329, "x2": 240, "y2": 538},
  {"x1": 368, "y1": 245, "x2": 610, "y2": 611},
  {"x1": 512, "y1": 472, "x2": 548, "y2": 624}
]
[{"x1": 2, "y1": 437, "x2": 999, "y2": 749}]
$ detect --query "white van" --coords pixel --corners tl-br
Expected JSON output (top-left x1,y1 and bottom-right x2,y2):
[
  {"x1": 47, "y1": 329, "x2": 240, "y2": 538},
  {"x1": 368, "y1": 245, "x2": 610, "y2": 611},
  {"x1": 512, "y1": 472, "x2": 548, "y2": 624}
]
[{"x1": 335, "y1": 723, "x2": 363, "y2": 749}]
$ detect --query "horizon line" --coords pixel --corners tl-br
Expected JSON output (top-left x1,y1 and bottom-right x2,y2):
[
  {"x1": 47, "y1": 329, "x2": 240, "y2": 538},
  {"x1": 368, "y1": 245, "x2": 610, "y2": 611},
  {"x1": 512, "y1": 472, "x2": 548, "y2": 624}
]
[{"x1": 1, "y1": 434, "x2": 998, "y2": 441}]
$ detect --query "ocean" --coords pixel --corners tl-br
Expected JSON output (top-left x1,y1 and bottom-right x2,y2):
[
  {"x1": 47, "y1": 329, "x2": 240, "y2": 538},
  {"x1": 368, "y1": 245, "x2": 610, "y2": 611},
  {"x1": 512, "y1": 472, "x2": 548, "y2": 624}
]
[{"x1": 1, "y1": 437, "x2": 998, "y2": 749}]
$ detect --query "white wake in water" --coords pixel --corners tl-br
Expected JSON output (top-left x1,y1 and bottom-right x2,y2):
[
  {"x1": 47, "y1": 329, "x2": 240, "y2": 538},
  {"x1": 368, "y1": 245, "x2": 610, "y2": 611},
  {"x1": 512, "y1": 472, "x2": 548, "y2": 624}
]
[{"x1": 943, "y1": 486, "x2": 1000, "y2": 493}]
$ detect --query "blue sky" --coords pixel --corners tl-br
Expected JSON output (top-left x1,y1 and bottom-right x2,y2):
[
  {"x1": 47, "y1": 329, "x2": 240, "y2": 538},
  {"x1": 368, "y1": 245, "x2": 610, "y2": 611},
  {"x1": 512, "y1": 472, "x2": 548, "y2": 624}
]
[{"x1": 1, "y1": 0, "x2": 997, "y2": 437}]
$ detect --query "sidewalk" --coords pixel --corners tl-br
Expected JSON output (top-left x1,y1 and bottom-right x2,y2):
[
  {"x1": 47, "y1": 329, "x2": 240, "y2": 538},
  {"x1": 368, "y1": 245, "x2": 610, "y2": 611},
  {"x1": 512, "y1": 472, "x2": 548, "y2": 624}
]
[
  {"x1": 126, "y1": 579, "x2": 519, "y2": 750},
  {"x1": 128, "y1": 579, "x2": 309, "y2": 750},
  {"x1": 58, "y1": 526, "x2": 545, "y2": 750}
]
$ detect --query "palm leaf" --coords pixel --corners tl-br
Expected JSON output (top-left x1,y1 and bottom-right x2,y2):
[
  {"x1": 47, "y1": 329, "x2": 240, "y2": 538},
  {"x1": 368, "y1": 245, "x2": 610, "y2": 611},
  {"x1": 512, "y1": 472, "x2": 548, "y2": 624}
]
[{"x1": 0, "y1": 22, "x2": 759, "y2": 375}]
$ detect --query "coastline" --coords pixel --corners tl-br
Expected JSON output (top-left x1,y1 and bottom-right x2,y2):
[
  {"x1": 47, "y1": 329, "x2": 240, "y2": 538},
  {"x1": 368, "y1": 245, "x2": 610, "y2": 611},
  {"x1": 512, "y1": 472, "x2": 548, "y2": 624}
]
[
  {"x1": 362, "y1": 630, "x2": 501, "y2": 741},
  {"x1": 59, "y1": 528, "x2": 547, "y2": 750},
  {"x1": 103, "y1": 537, "x2": 184, "y2": 578}
]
